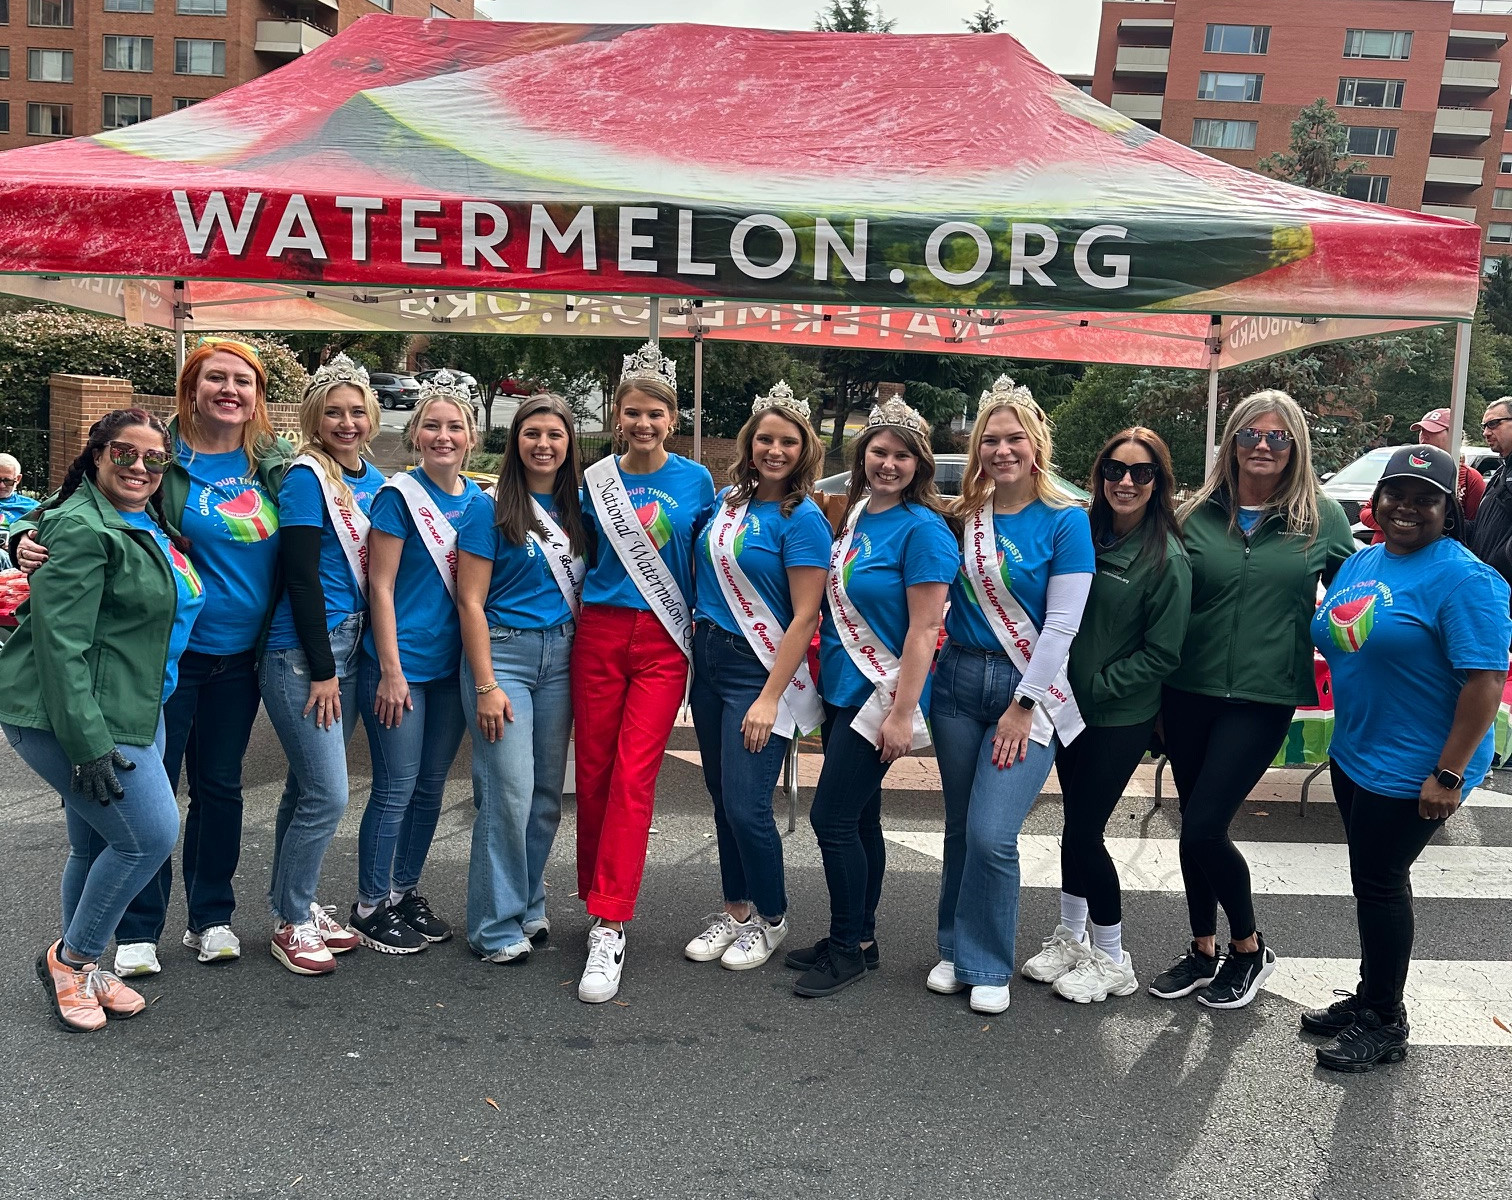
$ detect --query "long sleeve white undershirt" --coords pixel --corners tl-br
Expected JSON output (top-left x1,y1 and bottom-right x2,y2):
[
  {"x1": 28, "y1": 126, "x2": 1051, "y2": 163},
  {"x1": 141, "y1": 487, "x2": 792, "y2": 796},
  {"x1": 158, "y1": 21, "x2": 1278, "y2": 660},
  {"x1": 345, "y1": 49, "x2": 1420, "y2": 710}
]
[{"x1": 1014, "y1": 572, "x2": 1093, "y2": 703}]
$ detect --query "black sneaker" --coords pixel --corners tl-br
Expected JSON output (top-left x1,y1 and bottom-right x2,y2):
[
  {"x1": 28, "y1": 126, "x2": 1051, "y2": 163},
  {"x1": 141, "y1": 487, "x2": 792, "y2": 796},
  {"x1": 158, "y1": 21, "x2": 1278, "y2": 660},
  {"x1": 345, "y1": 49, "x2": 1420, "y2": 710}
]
[
  {"x1": 350, "y1": 902, "x2": 428, "y2": 955},
  {"x1": 1300, "y1": 990, "x2": 1367, "y2": 1036},
  {"x1": 1315, "y1": 1008, "x2": 1409, "y2": 1072},
  {"x1": 1197, "y1": 937, "x2": 1277, "y2": 1010},
  {"x1": 783, "y1": 937, "x2": 880, "y2": 972},
  {"x1": 394, "y1": 891, "x2": 452, "y2": 943},
  {"x1": 1148, "y1": 942, "x2": 1222, "y2": 999},
  {"x1": 792, "y1": 943, "x2": 868, "y2": 998}
]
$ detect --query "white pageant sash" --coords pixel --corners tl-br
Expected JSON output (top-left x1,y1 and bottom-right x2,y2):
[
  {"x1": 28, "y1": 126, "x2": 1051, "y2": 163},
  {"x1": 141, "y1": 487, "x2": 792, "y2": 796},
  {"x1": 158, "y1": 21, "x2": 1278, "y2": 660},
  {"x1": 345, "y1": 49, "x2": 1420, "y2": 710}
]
[
  {"x1": 962, "y1": 503, "x2": 1085, "y2": 747},
  {"x1": 382, "y1": 472, "x2": 460, "y2": 600},
  {"x1": 529, "y1": 497, "x2": 585, "y2": 620},
  {"x1": 708, "y1": 497, "x2": 825, "y2": 738},
  {"x1": 292, "y1": 455, "x2": 371, "y2": 597},
  {"x1": 826, "y1": 500, "x2": 931, "y2": 751},
  {"x1": 583, "y1": 455, "x2": 693, "y2": 659}
]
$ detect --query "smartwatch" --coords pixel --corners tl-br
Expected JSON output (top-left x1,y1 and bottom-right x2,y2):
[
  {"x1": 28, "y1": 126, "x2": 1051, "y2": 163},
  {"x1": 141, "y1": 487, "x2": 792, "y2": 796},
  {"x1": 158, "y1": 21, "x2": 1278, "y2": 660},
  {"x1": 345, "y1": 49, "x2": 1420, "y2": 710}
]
[
  {"x1": 1014, "y1": 693, "x2": 1036, "y2": 712},
  {"x1": 1434, "y1": 767, "x2": 1464, "y2": 790}
]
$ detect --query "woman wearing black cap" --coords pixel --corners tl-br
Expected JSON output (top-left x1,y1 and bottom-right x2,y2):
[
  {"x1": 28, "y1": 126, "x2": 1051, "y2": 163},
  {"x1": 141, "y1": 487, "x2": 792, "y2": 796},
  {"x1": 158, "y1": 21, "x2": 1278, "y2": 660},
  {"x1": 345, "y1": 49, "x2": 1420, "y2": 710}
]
[{"x1": 1309, "y1": 443, "x2": 1510, "y2": 1071}]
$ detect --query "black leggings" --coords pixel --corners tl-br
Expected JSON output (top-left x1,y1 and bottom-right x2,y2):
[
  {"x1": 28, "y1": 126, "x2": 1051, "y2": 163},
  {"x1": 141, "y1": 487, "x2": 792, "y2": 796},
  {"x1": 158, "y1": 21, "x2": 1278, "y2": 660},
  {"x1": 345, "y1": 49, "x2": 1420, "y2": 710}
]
[
  {"x1": 1161, "y1": 687, "x2": 1294, "y2": 942},
  {"x1": 1330, "y1": 763, "x2": 1446, "y2": 1017},
  {"x1": 1056, "y1": 718, "x2": 1156, "y2": 926}
]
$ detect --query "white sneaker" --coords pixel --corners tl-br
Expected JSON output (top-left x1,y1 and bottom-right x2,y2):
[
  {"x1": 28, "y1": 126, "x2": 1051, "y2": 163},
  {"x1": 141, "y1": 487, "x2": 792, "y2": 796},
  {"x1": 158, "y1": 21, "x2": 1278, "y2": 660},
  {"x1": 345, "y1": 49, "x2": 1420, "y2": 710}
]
[
  {"x1": 926, "y1": 959, "x2": 966, "y2": 994},
  {"x1": 1053, "y1": 946, "x2": 1140, "y2": 1004},
  {"x1": 579, "y1": 926, "x2": 626, "y2": 1003},
  {"x1": 182, "y1": 924, "x2": 241, "y2": 964},
  {"x1": 970, "y1": 984, "x2": 1012, "y2": 1014},
  {"x1": 522, "y1": 918, "x2": 550, "y2": 943},
  {"x1": 720, "y1": 915, "x2": 787, "y2": 971},
  {"x1": 484, "y1": 940, "x2": 532, "y2": 964},
  {"x1": 684, "y1": 911, "x2": 753, "y2": 963},
  {"x1": 1020, "y1": 924, "x2": 1090, "y2": 983},
  {"x1": 113, "y1": 942, "x2": 161, "y2": 977}
]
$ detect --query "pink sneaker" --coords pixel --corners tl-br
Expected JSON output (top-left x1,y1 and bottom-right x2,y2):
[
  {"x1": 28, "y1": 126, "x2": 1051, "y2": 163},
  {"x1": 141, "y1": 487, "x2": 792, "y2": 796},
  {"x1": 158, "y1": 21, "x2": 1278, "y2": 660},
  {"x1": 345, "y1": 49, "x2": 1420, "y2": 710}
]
[
  {"x1": 309, "y1": 903, "x2": 359, "y2": 954},
  {"x1": 271, "y1": 922, "x2": 335, "y2": 976}
]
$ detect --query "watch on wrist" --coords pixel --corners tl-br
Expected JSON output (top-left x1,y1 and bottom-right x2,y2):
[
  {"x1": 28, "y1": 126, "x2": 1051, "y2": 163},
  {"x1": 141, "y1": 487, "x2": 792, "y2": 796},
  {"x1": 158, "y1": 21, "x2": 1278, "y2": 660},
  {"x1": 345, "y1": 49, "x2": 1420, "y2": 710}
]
[
  {"x1": 1434, "y1": 766, "x2": 1464, "y2": 790},
  {"x1": 1014, "y1": 693, "x2": 1036, "y2": 712}
]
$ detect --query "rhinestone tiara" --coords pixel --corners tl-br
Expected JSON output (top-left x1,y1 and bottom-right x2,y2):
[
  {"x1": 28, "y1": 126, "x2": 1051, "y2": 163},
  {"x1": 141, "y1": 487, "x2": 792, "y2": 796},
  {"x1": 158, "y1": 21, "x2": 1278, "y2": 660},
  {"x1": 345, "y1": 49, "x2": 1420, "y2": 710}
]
[
  {"x1": 621, "y1": 341, "x2": 677, "y2": 391},
  {"x1": 752, "y1": 379, "x2": 811, "y2": 422},
  {"x1": 979, "y1": 373, "x2": 1042, "y2": 415},
  {"x1": 418, "y1": 367, "x2": 470, "y2": 404},
  {"x1": 308, "y1": 351, "x2": 369, "y2": 392},
  {"x1": 866, "y1": 396, "x2": 927, "y2": 433}
]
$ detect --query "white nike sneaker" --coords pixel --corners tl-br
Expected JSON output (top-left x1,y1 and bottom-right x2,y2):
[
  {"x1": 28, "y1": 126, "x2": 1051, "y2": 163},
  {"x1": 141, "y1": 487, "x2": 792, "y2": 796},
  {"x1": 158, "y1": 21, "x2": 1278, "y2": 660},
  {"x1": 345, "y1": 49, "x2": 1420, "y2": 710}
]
[
  {"x1": 183, "y1": 924, "x2": 240, "y2": 964},
  {"x1": 578, "y1": 926, "x2": 626, "y2": 1004},
  {"x1": 113, "y1": 942, "x2": 161, "y2": 977},
  {"x1": 1020, "y1": 924, "x2": 1090, "y2": 983},
  {"x1": 926, "y1": 959, "x2": 966, "y2": 994},
  {"x1": 1053, "y1": 946, "x2": 1140, "y2": 1004}
]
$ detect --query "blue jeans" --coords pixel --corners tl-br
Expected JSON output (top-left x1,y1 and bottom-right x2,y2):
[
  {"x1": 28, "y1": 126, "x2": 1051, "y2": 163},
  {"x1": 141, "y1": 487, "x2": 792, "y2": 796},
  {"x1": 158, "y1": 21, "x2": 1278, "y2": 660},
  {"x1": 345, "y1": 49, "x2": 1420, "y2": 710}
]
[
  {"x1": 933, "y1": 642, "x2": 1057, "y2": 987},
  {"x1": 118, "y1": 647, "x2": 262, "y2": 943},
  {"x1": 5, "y1": 719, "x2": 178, "y2": 961},
  {"x1": 690, "y1": 623, "x2": 791, "y2": 919},
  {"x1": 356, "y1": 654, "x2": 466, "y2": 906},
  {"x1": 809, "y1": 704, "x2": 892, "y2": 952},
  {"x1": 460, "y1": 623, "x2": 574, "y2": 954},
  {"x1": 258, "y1": 614, "x2": 364, "y2": 925}
]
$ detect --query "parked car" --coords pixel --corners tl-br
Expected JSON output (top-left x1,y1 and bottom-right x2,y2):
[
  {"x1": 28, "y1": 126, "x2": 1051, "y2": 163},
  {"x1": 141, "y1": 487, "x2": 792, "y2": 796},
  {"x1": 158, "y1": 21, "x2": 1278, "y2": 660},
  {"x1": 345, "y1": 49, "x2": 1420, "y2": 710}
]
[
  {"x1": 815, "y1": 453, "x2": 1089, "y2": 501},
  {"x1": 1321, "y1": 443, "x2": 1497, "y2": 525},
  {"x1": 371, "y1": 371, "x2": 423, "y2": 410}
]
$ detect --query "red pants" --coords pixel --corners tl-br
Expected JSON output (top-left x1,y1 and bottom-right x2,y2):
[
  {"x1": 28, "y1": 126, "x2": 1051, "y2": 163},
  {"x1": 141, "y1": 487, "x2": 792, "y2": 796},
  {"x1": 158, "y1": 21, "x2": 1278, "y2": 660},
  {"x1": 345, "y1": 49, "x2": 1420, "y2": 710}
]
[{"x1": 571, "y1": 605, "x2": 689, "y2": 922}]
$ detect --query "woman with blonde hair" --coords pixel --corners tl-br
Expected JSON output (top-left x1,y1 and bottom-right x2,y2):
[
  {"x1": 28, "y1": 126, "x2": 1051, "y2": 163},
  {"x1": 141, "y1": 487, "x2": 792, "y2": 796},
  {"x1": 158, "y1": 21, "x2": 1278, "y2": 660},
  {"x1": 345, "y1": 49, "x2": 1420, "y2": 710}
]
[
  {"x1": 684, "y1": 382, "x2": 831, "y2": 972},
  {"x1": 256, "y1": 354, "x2": 383, "y2": 973},
  {"x1": 926, "y1": 376, "x2": 1094, "y2": 1014},
  {"x1": 1150, "y1": 390, "x2": 1354, "y2": 1010}
]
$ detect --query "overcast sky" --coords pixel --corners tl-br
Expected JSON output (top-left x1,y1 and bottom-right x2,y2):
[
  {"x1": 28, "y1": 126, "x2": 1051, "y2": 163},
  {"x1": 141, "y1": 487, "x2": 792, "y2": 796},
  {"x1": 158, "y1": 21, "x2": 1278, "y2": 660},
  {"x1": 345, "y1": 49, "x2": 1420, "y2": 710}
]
[{"x1": 473, "y1": 0, "x2": 1101, "y2": 73}]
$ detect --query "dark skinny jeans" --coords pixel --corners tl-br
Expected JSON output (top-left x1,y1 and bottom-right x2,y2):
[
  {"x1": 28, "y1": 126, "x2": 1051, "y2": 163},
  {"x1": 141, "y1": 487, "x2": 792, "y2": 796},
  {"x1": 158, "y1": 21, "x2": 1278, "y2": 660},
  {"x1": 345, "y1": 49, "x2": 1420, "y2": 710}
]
[{"x1": 809, "y1": 704, "x2": 891, "y2": 952}]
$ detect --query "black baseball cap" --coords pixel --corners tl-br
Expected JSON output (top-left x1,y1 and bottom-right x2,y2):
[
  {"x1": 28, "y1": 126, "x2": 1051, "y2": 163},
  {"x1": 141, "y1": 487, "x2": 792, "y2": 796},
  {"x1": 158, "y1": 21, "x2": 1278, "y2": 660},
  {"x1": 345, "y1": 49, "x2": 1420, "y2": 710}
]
[{"x1": 1377, "y1": 444, "x2": 1456, "y2": 496}]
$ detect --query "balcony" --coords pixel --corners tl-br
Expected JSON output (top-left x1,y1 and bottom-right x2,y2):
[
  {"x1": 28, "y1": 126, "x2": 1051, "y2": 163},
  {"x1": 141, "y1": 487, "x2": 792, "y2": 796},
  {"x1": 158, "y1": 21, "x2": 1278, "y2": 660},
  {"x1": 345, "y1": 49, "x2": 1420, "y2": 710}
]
[
  {"x1": 1434, "y1": 107, "x2": 1494, "y2": 138},
  {"x1": 255, "y1": 20, "x2": 331, "y2": 57},
  {"x1": 1119, "y1": 17, "x2": 1174, "y2": 30},
  {"x1": 1448, "y1": 27, "x2": 1508, "y2": 47},
  {"x1": 1425, "y1": 155, "x2": 1487, "y2": 186},
  {"x1": 1115, "y1": 47, "x2": 1170, "y2": 74},
  {"x1": 1111, "y1": 93, "x2": 1163, "y2": 121},
  {"x1": 1422, "y1": 203, "x2": 1480, "y2": 221},
  {"x1": 1442, "y1": 59, "x2": 1502, "y2": 90}
]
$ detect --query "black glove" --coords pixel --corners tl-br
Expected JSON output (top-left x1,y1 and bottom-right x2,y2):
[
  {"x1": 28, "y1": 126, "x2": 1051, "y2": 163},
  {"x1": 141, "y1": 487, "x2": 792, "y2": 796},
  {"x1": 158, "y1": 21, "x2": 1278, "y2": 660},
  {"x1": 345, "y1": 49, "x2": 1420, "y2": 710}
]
[{"x1": 72, "y1": 750, "x2": 134, "y2": 806}]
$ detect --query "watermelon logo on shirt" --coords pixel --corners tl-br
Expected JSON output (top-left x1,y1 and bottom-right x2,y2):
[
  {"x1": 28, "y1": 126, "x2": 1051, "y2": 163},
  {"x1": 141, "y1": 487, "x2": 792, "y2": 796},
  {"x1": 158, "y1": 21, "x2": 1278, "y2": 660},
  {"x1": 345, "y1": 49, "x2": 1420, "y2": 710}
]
[
  {"x1": 636, "y1": 500, "x2": 673, "y2": 550},
  {"x1": 216, "y1": 489, "x2": 279, "y2": 543},
  {"x1": 1327, "y1": 594, "x2": 1376, "y2": 653},
  {"x1": 169, "y1": 544, "x2": 204, "y2": 598}
]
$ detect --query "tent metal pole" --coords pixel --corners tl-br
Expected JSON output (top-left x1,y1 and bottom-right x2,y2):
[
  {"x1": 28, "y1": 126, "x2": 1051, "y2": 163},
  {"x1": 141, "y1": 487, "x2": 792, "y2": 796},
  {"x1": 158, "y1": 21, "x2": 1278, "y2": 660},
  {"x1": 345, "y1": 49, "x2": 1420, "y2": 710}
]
[
  {"x1": 648, "y1": 296, "x2": 659, "y2": 345},
  {"x1": 173, "y1": 280, "x2": 187, "y2": 374},
  {"x1": 693, "y1": 330, "x2": 704, "y2": 464},
  {"x1": 1448, "y1": 321, "x2": 1471, "y2": 462},
  {"x1": 1205, "y1": 318, "x2": 1222, "y2": 474}
]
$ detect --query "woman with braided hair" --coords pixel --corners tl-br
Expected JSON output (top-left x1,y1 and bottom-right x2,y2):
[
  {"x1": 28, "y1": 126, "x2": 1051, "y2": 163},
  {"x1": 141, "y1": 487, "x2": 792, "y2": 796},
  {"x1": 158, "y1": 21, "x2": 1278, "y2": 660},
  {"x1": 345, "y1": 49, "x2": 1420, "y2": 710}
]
[{"x1": 0, "y1": 409, "x2": 205, "y2": 1030}]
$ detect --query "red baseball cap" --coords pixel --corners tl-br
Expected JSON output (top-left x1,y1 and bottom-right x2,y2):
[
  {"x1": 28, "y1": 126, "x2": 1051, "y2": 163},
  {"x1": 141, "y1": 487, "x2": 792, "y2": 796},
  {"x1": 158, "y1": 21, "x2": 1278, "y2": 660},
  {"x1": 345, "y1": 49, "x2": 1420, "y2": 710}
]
[{"x1": 1411, "y1": 408, "x2": 1450, "y2": 434}]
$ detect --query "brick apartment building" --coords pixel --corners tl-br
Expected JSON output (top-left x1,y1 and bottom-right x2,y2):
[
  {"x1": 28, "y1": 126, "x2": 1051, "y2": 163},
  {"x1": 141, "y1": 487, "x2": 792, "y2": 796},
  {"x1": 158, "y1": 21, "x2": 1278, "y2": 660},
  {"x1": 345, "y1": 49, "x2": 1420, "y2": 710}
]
[
  {"x1": 1091, "y1": 0, "x2": 1512, "y2": 271},
  {"x1": 0, "y1": 0, "x2": 474, "y2": 154}
]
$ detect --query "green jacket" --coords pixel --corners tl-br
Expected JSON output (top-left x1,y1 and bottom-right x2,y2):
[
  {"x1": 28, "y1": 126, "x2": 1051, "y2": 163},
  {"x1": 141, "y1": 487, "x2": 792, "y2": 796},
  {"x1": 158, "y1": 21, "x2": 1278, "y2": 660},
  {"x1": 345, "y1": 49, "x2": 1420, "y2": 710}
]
[
  {"x1": 0, "y1": 478, "x2": 179, "y2": 764},
  {"x1": 1166, "y1": 492, "x2": 1355, "y2": 707},
  {"x1": 1068, "y1": 530, "x2": 1192, "y2": 727}
]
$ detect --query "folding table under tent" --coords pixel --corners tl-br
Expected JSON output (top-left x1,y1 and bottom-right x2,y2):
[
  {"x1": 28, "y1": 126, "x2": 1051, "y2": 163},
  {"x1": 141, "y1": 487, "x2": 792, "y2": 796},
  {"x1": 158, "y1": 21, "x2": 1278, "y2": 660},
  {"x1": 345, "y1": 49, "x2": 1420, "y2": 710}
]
[{"x1": 0, "y1": 16, "x2": 1484, "y2": 461}]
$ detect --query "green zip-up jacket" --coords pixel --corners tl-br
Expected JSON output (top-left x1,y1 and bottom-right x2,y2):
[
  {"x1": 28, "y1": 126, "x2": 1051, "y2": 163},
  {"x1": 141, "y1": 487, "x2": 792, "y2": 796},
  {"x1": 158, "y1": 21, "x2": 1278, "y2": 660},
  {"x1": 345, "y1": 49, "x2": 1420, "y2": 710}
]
[
  {"x1": 1166, "y1": 492, "x2": 1355, "y2": 707},
  {"x1": 0, "y1": 478, "x2": 179, "y2": 764},
  {"x1": 1068, "y1": 530, "x2": 1191, "y2": 727}
]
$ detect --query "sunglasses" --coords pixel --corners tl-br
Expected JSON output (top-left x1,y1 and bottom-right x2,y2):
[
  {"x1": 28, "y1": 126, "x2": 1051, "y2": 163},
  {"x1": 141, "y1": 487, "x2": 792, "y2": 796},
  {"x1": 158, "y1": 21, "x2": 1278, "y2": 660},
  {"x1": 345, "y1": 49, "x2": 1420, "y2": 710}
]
[
  {"x1": 106, "y1": 441, "x2": 174, "y2": 475},
  {"x1": 1099, "y1": 460, "x2": 1158, "y2": 485},
  {"x1": 196, "y1": 336, "x2": 262, "y2": 363},
  {"x1": 1236, "y1": 427, "x2": 1294, "y2": 451}
]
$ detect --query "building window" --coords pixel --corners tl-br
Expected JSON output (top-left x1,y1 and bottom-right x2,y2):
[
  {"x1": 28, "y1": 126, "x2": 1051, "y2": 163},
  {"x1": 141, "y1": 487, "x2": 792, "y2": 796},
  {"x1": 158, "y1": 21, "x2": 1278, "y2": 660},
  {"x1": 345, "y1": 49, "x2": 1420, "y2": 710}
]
[
  {"x1": 1, "y1": 0, "x2": 8, "y2": 22},
  {"x1": 102, "y1": 93, "x2": 151, "y2": 128},
  {"x1": 27, "y1": 0, "x2": 71, "y2": 26},
  {"x1": 104, "y1": 0, "x2": 153, "y2": 10},
  {"x1": 1343, "y1": 29, "x2": 1412, "y2": 60},
  {"x1": 1203, "y1": 24, "x2": 1269, "y2": 55},
  {"x1": 174, "y1": 38, "x2": 224, "y2": 76},
  {"x1": 1495, "y1": 189, "x2": 1512, "y2": 208},
  {"x1": 1197, "y1": 71, "x2": 1263, "y2": 102},
  {"x1": 173, "y1": 96, "x2": 200, "y2": 110},
  {"x1": 1487, "y1": 257, "x2": 1506, "y2": 274},
  {"x1": 1344, "y1": 126, "x2": 1397, "y2": 157},
  {"x1": 1337, "y1": 78, "x2": 1405, "y2": 109},
  {"x1": 1490, "y1": 224, "x2": 1512, "y2": 244},
  {"x1": 430, "y1": 3, "x2": 450, "y2": 14},
  {"x1": 103, "y1": 35, "x2": 153, "y2": 72},
  {"x1": 27, "y1": 47, "x2": 72, "y2": 82},
  {"x1": 1192, "y1": 118, "x2": 1257, "y2": 150},
  {"x1": 26, "y1": 101, "x2": 71, "y2": 135},
  {"x1": 0, "y1": 102, "x2": 8, "y2": 133},
  {"x1": 368, "y1": 0, "x2": 392, "y2": 10},
  {"x1": 176, "y1": 0, "x2": 225, "y2": 13},
  {"x1": 1501, "y1": 154, "x2": 1512, "y2": 173},
  {"x1": 0, "y1": 47, "x2": 8, "y2": 78},
  {"x1": 1344, "y1": 175, "x2": 1390, "y2": 204}
]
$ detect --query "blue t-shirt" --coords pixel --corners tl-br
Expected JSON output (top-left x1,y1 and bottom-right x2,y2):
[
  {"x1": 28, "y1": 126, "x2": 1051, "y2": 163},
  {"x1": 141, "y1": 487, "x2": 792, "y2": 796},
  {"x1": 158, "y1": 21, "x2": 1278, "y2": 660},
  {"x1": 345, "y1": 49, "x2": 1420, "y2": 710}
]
[
  {"x1": 0, "y1": 492, "x2": 39, "y2": 533},
  {"x1": 122, "y1": 510, "x2": 206, "y2": 703},
  {"x1": 176, "y1": 443, "x2": 280, "y2": 655},
  {"x1": 1312, "y1": 538, "x2": 1512, "y2": 798},
  {"x1": 945, "y1": 500, "x2": 1095, "y2": 651},
  {"x1": 694, "y1": 490, "x2": 834, "y2": 636},
  {"x1": 265, "y1": 460, "x2": 386, "y2": 651},
  {"x1": 1237, "y1": 506, "x2": 1265, "y2": 534},
  {"x1": 362, "y1": 467, "x2": 484, "y2": 682},
  {"x1": 456, "y1": 492, "x2": 576, "y2": 630},
  {"x1": 818, "y1": 503, "x2": 958, "y2": 712},
  {"x1": 581, "y1": 454, "x2": 716, "y2": 614}
]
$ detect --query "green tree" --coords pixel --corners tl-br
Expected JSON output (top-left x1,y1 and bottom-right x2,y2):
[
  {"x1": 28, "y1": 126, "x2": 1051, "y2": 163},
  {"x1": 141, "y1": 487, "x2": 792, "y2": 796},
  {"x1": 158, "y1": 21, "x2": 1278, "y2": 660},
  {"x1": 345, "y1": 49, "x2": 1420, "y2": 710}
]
[
  {"x1": 1482, "y1": 258, "x2": 1512, "y2": 336},
  {"x1": 1256, "y1": 98, "x2": 1366, "y2": 196},
  {"x1": 814, "y1": 1, "x2": 895, "y2": 32},
  {"x1": 282, "y1": 332, "x2": 413, "y2": 375},
  {"x1": 963, "y1": 3, "x2": 1003, "y2": 33}
]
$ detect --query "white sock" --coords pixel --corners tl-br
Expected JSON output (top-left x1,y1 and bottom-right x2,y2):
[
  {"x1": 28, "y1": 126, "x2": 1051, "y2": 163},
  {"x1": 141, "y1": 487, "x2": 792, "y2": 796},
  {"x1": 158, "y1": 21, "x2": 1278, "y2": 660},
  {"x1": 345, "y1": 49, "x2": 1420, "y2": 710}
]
[
  {"x1": 1059, "y1": 893, "x2": 1089, "y2": 941},
  {"x1": 390, "y1": 889, "x2": 407, "y2": 907},
  {"x1": 1091, "y1": 921, "x2": 1123, "y2": 963},
  {"x1": 356, "y1": 902, "x2": 377, "y2": 919}
]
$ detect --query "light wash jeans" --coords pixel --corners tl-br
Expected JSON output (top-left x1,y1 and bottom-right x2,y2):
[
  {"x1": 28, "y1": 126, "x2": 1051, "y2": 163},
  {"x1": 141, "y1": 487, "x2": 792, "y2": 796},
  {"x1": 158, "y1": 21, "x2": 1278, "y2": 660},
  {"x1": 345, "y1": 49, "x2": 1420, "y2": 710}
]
[
  {"x1": 356, "y1": 654, "x2": 467, "y2": 907},
  {"x1": 932, "y1": 641, "x2": 1057, "y2": 987},
  {"x1": 258, "y1": 613, "x2": 365, "y2": 925},
  {"x1": 4, "y1": 717, "x2": 178, "y2": 962},
  {"x1": 460, "y1": 622, "x2": 574, "y2": 955}
]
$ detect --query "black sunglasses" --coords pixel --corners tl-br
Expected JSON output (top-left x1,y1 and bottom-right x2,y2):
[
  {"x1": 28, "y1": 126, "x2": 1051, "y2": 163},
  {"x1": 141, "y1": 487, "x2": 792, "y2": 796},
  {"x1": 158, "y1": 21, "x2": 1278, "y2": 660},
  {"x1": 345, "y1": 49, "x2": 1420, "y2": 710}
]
[
  {"x1": 105, "y1": 441, "x2": 174, "y2": 475},
  {"x1": 1099, "y1": 460, "x2": 1158, "y2": 485},
  {"x1": 1236, "y1": 427, "x2": 1294, "y2": 451}
]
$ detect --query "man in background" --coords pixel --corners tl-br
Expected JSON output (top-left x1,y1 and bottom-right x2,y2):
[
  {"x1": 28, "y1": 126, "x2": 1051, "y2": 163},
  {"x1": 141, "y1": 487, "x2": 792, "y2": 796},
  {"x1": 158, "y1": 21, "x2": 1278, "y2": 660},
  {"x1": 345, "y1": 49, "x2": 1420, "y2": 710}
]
[{"x1": 0, "y1": 453, "x2": 39, "y2": 570}]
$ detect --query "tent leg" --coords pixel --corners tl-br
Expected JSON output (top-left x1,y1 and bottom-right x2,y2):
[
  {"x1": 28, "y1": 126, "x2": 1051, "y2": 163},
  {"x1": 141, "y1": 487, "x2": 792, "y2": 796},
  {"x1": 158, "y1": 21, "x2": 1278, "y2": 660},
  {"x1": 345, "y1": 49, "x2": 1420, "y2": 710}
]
[
  {"x1": 1205, "y1": 357, "x2": 1220, "y2": 475},
  {"x1": 648, "y1": 296, "x2": 659, "y2": 345},
  {"x1": 173, "y1": 280, "x2": 187, "y2": 375},
  {"x1": 693, "y1": 331, "x2": 704, "y2": 464},
  {"x1": 1449, "y1": 321, "x2": 1472, "y2": 462}
]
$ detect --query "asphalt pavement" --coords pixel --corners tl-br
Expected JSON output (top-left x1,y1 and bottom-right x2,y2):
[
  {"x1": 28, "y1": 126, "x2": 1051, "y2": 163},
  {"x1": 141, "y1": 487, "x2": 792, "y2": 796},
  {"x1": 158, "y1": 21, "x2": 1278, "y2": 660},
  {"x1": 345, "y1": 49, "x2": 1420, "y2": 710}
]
[{"x1": 1, "y1": 713, "x2": 1509, "y2": 1200}]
